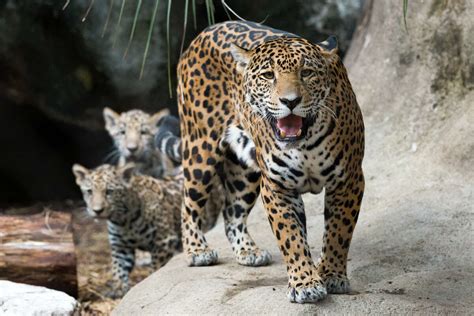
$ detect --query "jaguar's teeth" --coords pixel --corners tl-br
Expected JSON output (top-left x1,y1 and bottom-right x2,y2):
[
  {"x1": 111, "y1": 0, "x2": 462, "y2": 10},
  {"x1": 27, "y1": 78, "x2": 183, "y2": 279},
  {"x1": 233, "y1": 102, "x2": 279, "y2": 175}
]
[
  {"x1": 296, "y1": 129, "x2": 302, "y2": 137},
  {"x1": 280, "y1": 130, "x2": 286, "y2": 138}
]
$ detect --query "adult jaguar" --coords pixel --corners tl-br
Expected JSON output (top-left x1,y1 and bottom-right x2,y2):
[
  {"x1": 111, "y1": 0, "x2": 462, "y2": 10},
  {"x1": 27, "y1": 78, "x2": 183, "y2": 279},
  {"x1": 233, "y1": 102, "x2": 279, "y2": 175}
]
[{"x1": 177, "y1": 21, "x2": 364, "y2": 303}]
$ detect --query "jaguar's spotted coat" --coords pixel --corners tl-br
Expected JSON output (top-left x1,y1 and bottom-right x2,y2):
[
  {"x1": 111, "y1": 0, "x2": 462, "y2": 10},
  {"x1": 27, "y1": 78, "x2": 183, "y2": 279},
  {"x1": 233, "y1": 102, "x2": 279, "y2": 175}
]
[
  {"x1": 177, "y1": 21, "x2": 364, "y2": 303},
  {"x1": 103, "y1": 107, "x2": 173, "y2": 178},
  {"x1": 72, "y1": 163, "x2": 182, "y2": 297}
]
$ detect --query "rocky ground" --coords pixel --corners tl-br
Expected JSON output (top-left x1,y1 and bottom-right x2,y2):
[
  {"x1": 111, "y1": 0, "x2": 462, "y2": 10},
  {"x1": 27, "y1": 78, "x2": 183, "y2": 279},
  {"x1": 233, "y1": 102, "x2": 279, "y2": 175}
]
[{"x1": 114, "y1": 169, "x2": 473, "y2": 315}]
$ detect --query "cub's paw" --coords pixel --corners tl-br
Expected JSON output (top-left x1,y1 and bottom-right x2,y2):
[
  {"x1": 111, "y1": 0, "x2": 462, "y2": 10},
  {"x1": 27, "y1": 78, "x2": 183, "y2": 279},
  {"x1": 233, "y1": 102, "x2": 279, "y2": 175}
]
[
  {"x1": 287, "y1": 279, "x2": 327, "y2": 303},
  {"x1": 235, "y1": 248, "x2": 272, "y2": 267},
  {"x1": 105, "y1": 281, "x2": 129, "y2": 299},
  {"x1": 325, "y1": 275, "x2": 350, "y2": 294},
  {"x1": 106, "y1": 288, "x2": 125, "y2": 299},
  {"x1": 188, "y1": 248, "x2": 218, "y2": 266}
]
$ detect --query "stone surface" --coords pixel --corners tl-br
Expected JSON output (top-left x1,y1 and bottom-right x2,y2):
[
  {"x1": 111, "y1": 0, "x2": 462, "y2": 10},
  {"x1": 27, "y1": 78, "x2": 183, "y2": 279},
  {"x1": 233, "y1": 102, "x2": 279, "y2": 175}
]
[
  {"x1": 115, "y1": 1, "x2": 473, "y2": 314},
  {"x1": 0, "y1": 281, "x2": 77, "y2": 316}
]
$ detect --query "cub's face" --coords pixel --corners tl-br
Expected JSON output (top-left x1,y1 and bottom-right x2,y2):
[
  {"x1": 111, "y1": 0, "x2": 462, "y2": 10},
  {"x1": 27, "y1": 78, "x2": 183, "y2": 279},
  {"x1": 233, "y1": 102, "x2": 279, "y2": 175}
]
[
  {"x1": 72, "y1": 164, "x2": 134, "y2": 219},
  {"x1": 103, "y1": 108, "x2": 169, "y2": 160},
  {"x1": 231, "y1": 37, "x2": 337, "y2": 143}
]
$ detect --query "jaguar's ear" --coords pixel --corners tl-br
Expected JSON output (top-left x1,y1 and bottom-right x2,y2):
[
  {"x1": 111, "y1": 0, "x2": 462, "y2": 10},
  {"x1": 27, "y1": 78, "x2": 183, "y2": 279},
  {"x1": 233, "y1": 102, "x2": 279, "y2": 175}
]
[
  {"x1": 316, "y1": 35, "x2": 339, "y2": 56},
  {"x1": 118, "y1": 163, "x2": 136, "y2": 186},
  {"x1": 150, "y1": 108, "x2": 170, "y2": 127},
  {"x1": 72, "y1": 164, "x2": 89, "y2": 185},
  {"x1": 103, "y1": 107, "x2": 120, "y2": 132},
  {"x1": 230, "y1": 44, "x2": 251, "y2": 74}
]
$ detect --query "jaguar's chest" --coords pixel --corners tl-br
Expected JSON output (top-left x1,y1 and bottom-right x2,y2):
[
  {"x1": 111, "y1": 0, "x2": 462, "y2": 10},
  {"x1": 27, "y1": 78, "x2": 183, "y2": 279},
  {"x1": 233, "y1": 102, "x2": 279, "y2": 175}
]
[{"x1": 260, "y1": 136, "x2": 345, "y2": 194}]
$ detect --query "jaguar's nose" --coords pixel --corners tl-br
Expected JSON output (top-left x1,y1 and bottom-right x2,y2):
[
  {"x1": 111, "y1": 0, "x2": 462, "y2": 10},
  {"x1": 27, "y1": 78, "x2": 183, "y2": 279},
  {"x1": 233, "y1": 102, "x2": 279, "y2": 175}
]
[
  {"x1": 93, "y1": 208, "x2": 104, "y2": 214},
  {"x1": 127, "y1": 145, "x2": 138, "y2": 153},
  {"x1": 279, "y1": 96, "x2": 302, "y2": 110}
]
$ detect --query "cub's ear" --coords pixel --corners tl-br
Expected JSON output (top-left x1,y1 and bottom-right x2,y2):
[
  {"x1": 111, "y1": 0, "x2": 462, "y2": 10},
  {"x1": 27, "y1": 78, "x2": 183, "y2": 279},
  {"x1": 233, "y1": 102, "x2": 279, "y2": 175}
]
[
  {"x1": 118, "y1": 163, "x2": 136, "y2": 186},
  {"x1": 316, "y1": 35, "x2": 339, "y2": 56},
  {"x1": 103, "y1": 107, "x2": 120, "y2": 132},
  {"x1": 72, "y1": 164, "x2": 89, "y2": 185},
  {"x1": 230, "y1": 44, "x2": 251, "y2": 74},
  {"x1": 150, "y1": 108, "x2": 171, "y2": 127}
]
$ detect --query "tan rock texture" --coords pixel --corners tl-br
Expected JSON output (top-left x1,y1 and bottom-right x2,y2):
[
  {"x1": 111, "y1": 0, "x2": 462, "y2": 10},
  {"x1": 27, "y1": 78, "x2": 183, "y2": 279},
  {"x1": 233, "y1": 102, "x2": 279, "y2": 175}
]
[{"x1": 115, "y1": 1, "x2": 473, "y2": 314}]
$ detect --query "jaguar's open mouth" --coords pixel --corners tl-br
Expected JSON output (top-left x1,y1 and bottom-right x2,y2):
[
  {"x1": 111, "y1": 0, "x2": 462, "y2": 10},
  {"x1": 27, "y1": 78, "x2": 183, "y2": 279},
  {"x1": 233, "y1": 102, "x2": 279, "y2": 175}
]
[{"x1": 271, "y1": 114, "x2": 309, "y2": 142}]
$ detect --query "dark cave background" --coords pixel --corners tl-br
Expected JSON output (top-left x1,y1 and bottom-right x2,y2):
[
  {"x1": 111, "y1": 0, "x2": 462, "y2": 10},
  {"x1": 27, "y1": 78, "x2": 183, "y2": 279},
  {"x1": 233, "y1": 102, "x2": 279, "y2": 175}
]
[{"x1": 0, "y1": 0, "x2": 363, "y2": 207}]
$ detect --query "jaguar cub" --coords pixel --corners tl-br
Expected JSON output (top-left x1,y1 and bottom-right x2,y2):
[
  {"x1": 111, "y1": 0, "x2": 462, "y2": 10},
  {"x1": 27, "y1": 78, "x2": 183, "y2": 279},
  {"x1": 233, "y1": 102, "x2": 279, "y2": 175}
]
[
  {"x1": 73, "y1": 163, "x2": 182, "y2": 297},
  {"x1": 103, "y1": 107, "x2": 174, "y2": 178}
]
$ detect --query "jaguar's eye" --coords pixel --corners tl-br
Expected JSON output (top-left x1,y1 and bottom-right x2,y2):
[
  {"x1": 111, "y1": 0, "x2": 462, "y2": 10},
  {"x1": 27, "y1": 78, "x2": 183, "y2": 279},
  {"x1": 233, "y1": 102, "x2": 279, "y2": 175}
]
[
  {"x1": 301, "y1": 69, "x2": 313, "y2": 78},
  {"x1": 86, "y1": 189, "x2": 92, "y2": 195},
  {"x1": 119, "y1": 130, "x2": 125, "y2": 135},
  {"x1": 261, "y1": 71, "x2": 274, "y2": 80},
  {"x1": 140, "y1": 129, "x2": 148, "y2": 135}
]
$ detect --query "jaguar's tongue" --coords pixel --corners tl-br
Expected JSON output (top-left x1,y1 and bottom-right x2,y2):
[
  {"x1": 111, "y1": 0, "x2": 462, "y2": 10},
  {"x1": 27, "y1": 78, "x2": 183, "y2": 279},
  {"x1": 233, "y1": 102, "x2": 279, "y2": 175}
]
[{"x1": 276, "y1": 114, "x2": 303, "y2": 138}]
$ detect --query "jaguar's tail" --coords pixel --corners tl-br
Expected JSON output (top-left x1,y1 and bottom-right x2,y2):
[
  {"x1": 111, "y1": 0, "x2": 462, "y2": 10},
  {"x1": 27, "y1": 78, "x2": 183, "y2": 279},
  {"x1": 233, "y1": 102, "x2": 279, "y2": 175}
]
[{"x1": 155, "y1": 115, "x2": 182, "y2": 164}]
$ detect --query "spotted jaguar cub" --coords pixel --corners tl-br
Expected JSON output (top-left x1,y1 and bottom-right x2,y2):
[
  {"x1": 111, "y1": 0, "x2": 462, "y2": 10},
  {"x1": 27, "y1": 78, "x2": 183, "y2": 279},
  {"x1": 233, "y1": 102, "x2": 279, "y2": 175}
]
[
  {"x1": 72, "y1": 163, "x2": 182, "y2": 297},
  {"x1": 103, "y1": 107, "x2": 174, "y2": 178}
]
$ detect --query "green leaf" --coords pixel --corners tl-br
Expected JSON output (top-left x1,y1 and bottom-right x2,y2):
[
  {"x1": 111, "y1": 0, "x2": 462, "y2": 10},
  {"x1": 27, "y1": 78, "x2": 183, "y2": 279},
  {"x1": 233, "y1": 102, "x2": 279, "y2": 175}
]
[
  {"x1": 123, "y1": 0, "x2": 143, "y2": 59},
  {"x1": 79, "y1": 0, "x2": 219, "y2": 95},
  {"x1": 205, "y1": 0, "x2": 210, "y2": 25},
  {"x1": 112, "y1": 0, "x2": 126, "y2": 47},
  {"x1": 140, "y1": 0, "x2": 160, "y2": 79},
  {"x1": 102, "y1": 0, "x2": 115, "y2": 38},
  {"x1": 192, "y1": 0, "x2": 197, "y2": 29},
  {"x1": 166, "y1": 0, "x2": 173, "y2": 97},
  {"x1": 211, "y1": 0, "x2": 215, "y2": 24},
  {"x1": 221, "y1": 0, "x2": 246, "y2": 21},
  {"x1": 180, "y1": 0, "x2": 190, "y2": 56},
  {"x1": 81, "y1": 0, "x2": 95, "y2": 22},
  {"x1": 222, "y1": 0, "x2": 232, "y2": 20}
]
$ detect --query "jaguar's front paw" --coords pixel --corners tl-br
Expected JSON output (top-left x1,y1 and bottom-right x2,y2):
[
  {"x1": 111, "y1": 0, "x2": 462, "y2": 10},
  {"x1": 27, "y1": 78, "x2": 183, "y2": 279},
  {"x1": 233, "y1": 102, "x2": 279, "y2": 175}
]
[
  {"x1": 287, "y1": 278, "x2": 327, "y2": 303},
  {"x1": 188, "y1": 248, "x2": 218, "y2": 266},
  {"x1": 324, "y1": 275, "x2": 351, "y2": 294},
  {"x1": 235, "y1": 248, "x2": 272, "y2": 267}
]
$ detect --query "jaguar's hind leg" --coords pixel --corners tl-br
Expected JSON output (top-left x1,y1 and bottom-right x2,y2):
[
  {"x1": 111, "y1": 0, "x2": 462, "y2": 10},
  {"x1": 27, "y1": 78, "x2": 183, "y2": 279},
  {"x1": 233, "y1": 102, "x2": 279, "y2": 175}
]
[{"x1": 181, "y1": 136, "x2": 222, "y2": 266}]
